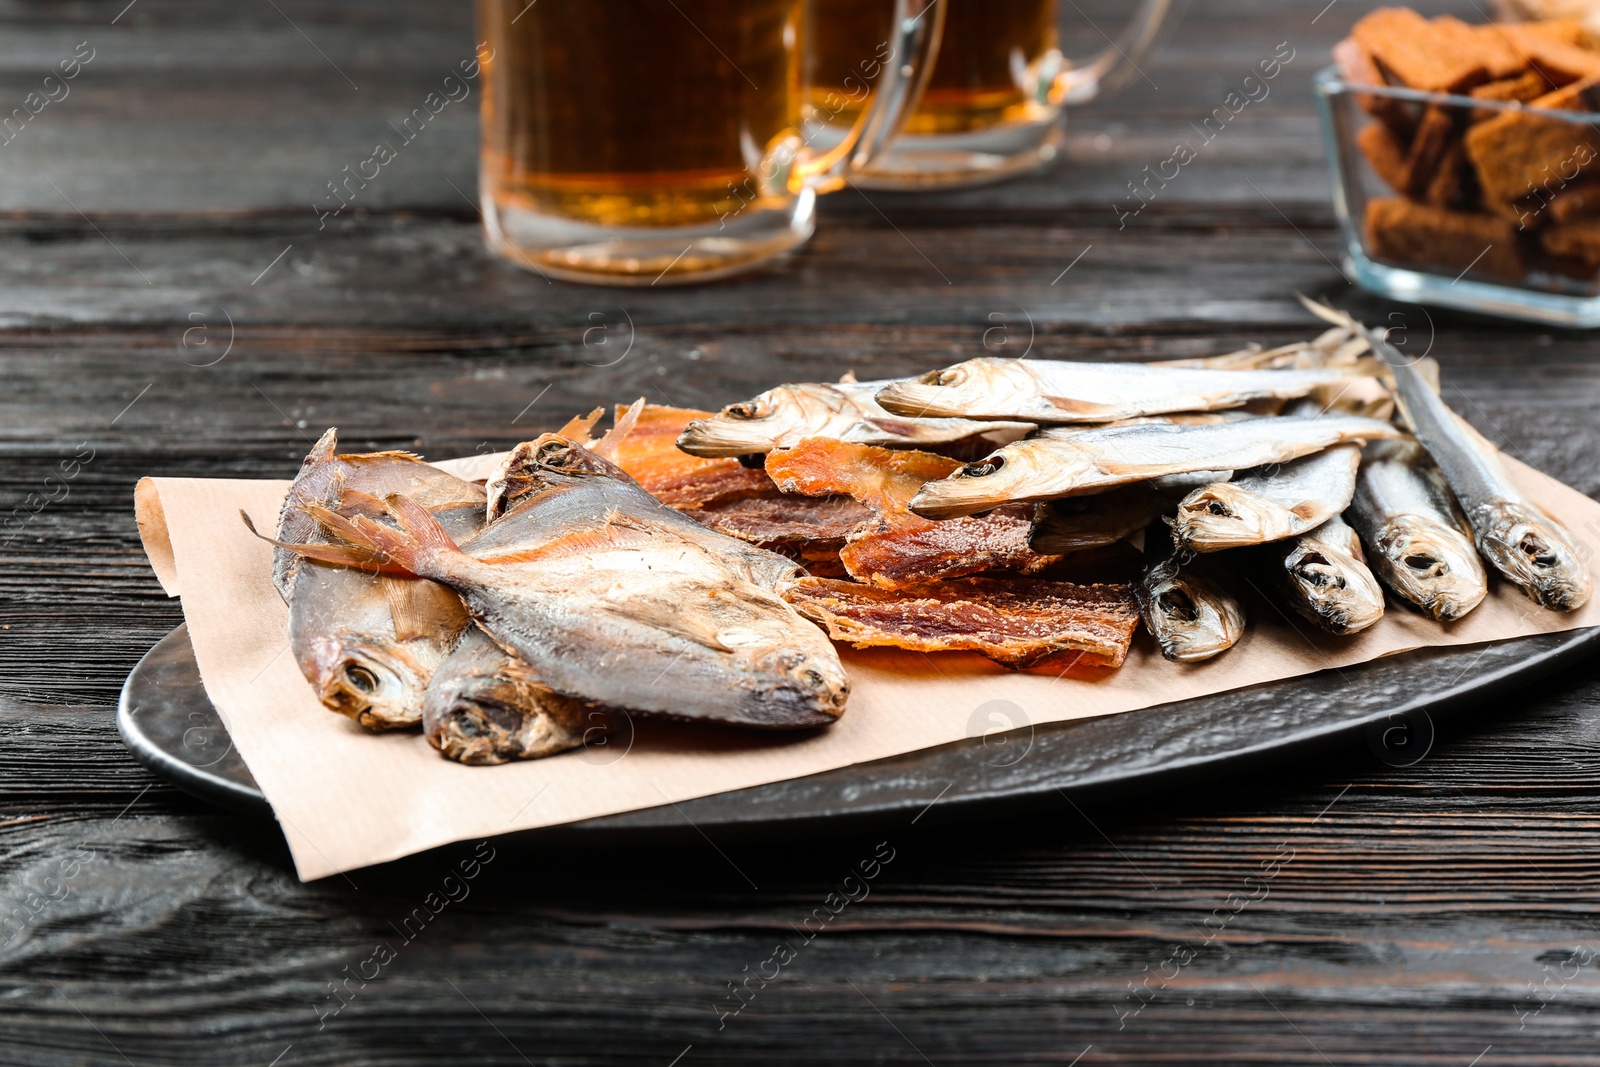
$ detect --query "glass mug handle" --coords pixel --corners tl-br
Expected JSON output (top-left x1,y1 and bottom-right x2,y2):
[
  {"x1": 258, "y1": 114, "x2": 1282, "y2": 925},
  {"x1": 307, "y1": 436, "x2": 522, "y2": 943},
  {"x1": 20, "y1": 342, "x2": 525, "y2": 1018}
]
[
  {"x1": 790, "y1": 0, "x2": 947, "y2": 193},
  {"x1": 1055, "y1": 0, "x2": 1172, "y2": 105}
]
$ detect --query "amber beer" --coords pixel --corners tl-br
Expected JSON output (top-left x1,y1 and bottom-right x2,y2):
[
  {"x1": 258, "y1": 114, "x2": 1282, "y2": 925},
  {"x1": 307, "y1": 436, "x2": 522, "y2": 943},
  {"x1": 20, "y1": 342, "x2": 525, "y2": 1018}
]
[
  {"x1": 807, "y1": 0, "x2": 1059, "y2": 135},
  {"x1": 479, "y1": 0, "x2": 801, "y2": 231}
]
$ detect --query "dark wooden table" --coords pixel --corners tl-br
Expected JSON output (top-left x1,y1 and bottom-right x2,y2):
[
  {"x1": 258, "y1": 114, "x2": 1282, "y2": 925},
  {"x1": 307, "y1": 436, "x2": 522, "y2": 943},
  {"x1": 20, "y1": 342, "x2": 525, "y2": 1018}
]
[{"x1": 4, "y1": 0, "x2": 1600, "y2": 1063}]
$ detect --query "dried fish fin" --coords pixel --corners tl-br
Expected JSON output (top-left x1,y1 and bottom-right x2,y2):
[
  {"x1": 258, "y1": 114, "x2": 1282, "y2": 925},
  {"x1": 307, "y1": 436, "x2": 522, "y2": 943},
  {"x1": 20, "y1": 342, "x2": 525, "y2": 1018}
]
[
  {"x1": 589, "y1": 398, "x2": 647, "y2": 460},
  {"x1": 553, "y1": 407, "x2": 606, "y2": 445},
  {"x1": 381, "y1": 574, "x2": 469, "y2": 642},
  {"x1": 242, "y1": 509, "x2": 411, "y2": 574}
]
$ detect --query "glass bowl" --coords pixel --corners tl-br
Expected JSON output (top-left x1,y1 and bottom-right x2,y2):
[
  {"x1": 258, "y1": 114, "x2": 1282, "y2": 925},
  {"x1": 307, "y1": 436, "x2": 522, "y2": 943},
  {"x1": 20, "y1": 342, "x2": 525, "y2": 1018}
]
[{"x1": 1315, "y1": 64, "x2": 1600, "y2": 326}]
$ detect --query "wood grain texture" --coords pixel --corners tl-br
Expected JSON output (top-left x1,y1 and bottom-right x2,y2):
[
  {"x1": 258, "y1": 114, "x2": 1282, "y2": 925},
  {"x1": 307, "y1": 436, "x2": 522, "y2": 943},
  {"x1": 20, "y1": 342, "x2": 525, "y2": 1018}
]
[{"x1": 2, "y1": 0, "x2": 1600, "y2": 1062}]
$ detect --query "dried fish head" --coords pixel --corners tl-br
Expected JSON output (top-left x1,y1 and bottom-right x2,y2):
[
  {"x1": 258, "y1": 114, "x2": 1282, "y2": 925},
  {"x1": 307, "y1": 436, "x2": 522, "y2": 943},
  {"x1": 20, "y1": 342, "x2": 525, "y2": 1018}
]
[
  {"x1": 908, "y1": 442, "x2": 1097, "y2": 520},
  {"x1": 1474, "y1": 500, "x2": 1592, "y2": 612},
  {"x1": 424, "y1": 627, "x2": 599, "y2": 765},
  {"x1": 1138, "y1": 565, "x2": 1246, "y2": 663},
  {"x1": 293, "y1": 577, "x2": 466, "y2": 731},
  {"x1": 1279, "y1": 521, "x2": 1385, "y2": 635},
  {"x1": 1175, "y1": 482, "x2": 1306, "y2": 550},
  {"x1": 1367, "y1": 513, "x2": 1488, "y2": 622},
  {"x1": 876, "y1": 359, "x2": 1046, "y2": 420},
  {"x1": 677, "y1": 384, "x2": 853, "y2": 458}
]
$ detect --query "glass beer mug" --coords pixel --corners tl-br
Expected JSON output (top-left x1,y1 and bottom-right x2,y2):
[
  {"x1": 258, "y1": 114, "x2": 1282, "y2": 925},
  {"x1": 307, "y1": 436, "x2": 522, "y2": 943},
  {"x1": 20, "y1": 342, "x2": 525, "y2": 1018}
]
[
  {"x1": 476, "y1": 0, "x2": 943, "y2": 285},
  {"x1": 806, "y1": 0, "x2": 1173, "y2": 188}
]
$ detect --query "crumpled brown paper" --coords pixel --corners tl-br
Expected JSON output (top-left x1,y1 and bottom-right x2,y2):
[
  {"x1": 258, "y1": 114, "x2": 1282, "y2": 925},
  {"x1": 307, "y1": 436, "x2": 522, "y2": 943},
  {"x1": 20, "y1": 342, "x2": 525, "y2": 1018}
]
[{"x1": 134, "y1": 450, "x2": 1600, "y2": 881}]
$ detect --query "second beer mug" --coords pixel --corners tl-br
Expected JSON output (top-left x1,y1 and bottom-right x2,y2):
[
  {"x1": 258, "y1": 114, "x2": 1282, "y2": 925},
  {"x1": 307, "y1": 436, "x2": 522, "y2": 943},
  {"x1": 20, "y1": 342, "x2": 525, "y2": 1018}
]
[
  {"x1": 476, "y1": 0, "x2": 942, "y2": 285},
  {"x1": 806, "y1": 0, "x2": 1173, "y2": 188}
]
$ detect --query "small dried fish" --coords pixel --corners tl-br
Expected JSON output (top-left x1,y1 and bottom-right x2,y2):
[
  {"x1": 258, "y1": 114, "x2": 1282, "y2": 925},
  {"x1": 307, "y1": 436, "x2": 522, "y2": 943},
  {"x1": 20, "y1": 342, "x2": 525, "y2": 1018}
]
[
  {"x1": 1270, "y1": 515, "x2": 1385, "y2": 635},
  {"x1": 423, "y1": 625, "x2": 604, "y2": 765},
  {"x1": 1347, "y1": 439, "x2": 1488, "y2": 622},
  {"x1": 1309, "y1": 298, "x2": 1590, "y2": 611},
  {"x1": 909, "y1": 415, "x2": 1399, "y2": 519},
  {"x1": 1173, "y1": 444, "x2": 1361, "y2": 553},
  {"x1": 264, "y1": 429, "x2": 485, "y2": 731},
  {"x1": 784, "y1": 576, "x2": 1141, "y2": 669},
  {"x1": 874, "y1": 357, "x2": 1350, "y2": 424},
  {"x1": 677, "y1": 379, "x2": 1033, "y2": 458},
  {"x1": 270, "y1": 436, "x2": 849, "y2": 729},
  {"x1": 1137, "y1": 521, "x2": 1246, "y2": 663},
  {"x1": 766, "y1": 438, "x2": 1057, "y2": 588}
]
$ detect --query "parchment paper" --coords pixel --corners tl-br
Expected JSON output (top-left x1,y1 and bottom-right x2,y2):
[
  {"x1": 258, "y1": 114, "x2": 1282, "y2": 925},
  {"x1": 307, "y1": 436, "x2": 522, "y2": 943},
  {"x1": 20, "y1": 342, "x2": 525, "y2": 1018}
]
[{"x1": 134, "y1": 451, "x2": 1600, "y2": 881}]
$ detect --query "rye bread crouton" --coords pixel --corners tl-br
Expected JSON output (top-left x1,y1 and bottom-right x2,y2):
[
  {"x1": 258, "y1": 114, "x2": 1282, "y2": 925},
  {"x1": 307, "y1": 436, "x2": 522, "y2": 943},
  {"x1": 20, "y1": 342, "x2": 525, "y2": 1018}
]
[{"x1": 1364, "y1": 197, "x2": 1527, "y2": 279}]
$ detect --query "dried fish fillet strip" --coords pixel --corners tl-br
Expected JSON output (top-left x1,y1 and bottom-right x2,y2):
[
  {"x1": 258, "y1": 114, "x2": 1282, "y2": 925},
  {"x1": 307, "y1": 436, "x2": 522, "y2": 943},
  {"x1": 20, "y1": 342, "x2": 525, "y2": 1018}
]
[
  {"x1": 784, "y1": 576, "x2": 1141, "y2": 669},
  {"x1": 767, "y1": 438, "x2": 1058, "y2": 588}
]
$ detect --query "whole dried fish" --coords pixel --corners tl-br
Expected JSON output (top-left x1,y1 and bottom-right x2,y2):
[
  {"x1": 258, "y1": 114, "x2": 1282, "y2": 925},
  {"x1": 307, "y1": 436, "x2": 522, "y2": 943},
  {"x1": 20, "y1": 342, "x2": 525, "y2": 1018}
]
[
  {"x1": 264, "y1": 429, "x2": 485, "y2": 731},
  {"x1": 423, "y1": 625, "x2": 604, "y2": 765},
  {"x1": 1310, "y1": 298, "x2": 1590, "y2": 611},
  {"x1": 1173, "y1": 444, "x2": 1361, "y2": 552},
  {"x1": 766, "y1": 438, "x2": 1057, "y2": 588},
  {"x1": 676, "y1": 379, "x2": 1034, "y2": 458},
  {"x1": 784, "y1": 576, "x2": 1141, "y2": 669},
  {"x1": 1270, "y1": 515, "x2": 1385, "y2": 635},
  {"x1": 271, "y1": 436, "x2": 849, "y2": 729},
  {"x1": 1136, "y1": 521, "x2": 1245, "y2": 663},
  {"x1": 1347, "y1": 439, "x2": 1488, "y2": 622},
  {"x1": 908, "y1": 415, "x2": 1399, "y2": 519},
  {"x1": 874, "y1": 357, "x2": 1350, "y2": 424}
]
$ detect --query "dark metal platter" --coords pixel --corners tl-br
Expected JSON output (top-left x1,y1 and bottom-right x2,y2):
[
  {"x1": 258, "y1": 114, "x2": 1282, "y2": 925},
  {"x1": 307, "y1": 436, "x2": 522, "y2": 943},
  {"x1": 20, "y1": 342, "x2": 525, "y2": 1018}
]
[{"x1": 120, "y1": 623, "x2": 1600, "y2": 840}]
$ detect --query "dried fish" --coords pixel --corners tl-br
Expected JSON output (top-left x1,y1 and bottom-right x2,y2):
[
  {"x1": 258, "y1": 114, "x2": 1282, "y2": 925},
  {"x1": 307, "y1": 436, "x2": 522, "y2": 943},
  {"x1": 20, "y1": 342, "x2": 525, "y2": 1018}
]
[
  {"x1": 1136, "y1": 521, "x2": 1246, "y2": 663},
  {"x1": 264, "y1": 429, "x2": 485, "y2": 731},
  {"x1": 909, "y1": 415, "x2": 1400, "y2": 519},
  {"x1": 423, "y1": 625, "x2": 605, "y2": 764},
  {"x1": 766, "y1": 438, "x2": 1058, "y2": 588},
  {"x1": 1308, "y1": 298, "x2": 1590, "y2": 611},
  {"x1": 874, "y1": 357, "x2": 1350, "y2": 424},
  {"x1": 1347, "y1": 439, "x2": 1488, "y2": 622},
  {"x1": 269, "y1": 436, "x2": 849, "y2": 729},
  {"x1": 1173, "y1": 444, "x2": 1361, "y2": 552},
  {"x1": 1270, "y1": 515, "x2": 1385, "y2": 635},
  {"x1": 676, "y1": 379, "x2": 1034, "y2": 458},
  {"x1": 784, "y1": 576, "x2": 1141, "y2": 669}
]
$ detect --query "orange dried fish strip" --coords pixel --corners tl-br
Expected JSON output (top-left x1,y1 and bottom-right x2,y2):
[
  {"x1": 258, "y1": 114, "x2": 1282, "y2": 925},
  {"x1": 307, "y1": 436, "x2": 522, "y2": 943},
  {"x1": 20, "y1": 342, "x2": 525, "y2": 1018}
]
[
  {"x1": 785, "y1": 576, "x2": 1140, "y2": 669},
  {"x1": 601, "y1": 403, "x2": 775, "y2": 507},
  {"x1": 767, "y1": 438, "x2": 1059, "y2": 588}
]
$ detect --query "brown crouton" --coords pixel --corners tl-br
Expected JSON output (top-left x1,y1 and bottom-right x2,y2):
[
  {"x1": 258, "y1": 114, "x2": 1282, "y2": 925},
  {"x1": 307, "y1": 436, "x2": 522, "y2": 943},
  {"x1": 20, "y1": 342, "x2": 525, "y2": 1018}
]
[
  {"x1": 1464, "y1": 74, "x2": 1600, "y2": 208},
  {"x1": 1352, "y1": 8, "x2": 1492, "y2": 93},
  {"x1": 1539, "y1": 216, "x2": 1600, "y2": 264},
  {"x1": 1364, "y1": 197, "x2": 1527, "y2": 279},
  {"x1": 1357, "y1": 121, "x2": 1410, "y2": 191}
]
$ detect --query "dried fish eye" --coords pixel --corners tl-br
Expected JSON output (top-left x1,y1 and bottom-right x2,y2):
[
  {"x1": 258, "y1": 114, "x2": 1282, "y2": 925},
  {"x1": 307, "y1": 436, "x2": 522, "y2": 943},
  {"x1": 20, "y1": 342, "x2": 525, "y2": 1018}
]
[
  {"x1": 1518, "y1": 534, "x2": 1560, "y2": 568},
  {"x1": 536, "y1": 441, "x2": 572, "y2": 465},
  {"x1": 960, "y1": 457, "x2": 1004, "y2": 479},
  {"x1": 1206, "y1": 500, "x2": 1231, "y2": 517},
  {"x1": 1157, "y1": 588, "x2": 1198, "y2": 622},
  {"x1": 726, "y1": 399, "x2": 770, "y2": 420},
  {"x1": 450, "y1": 711, "x2": 485, "y2": 737},
  {"x1": 344, "y1": 664, "x2": 379, "y2": 694},
  {"x1": 1403, "y1": 553, "x2": 1441, "y2": 573}
]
